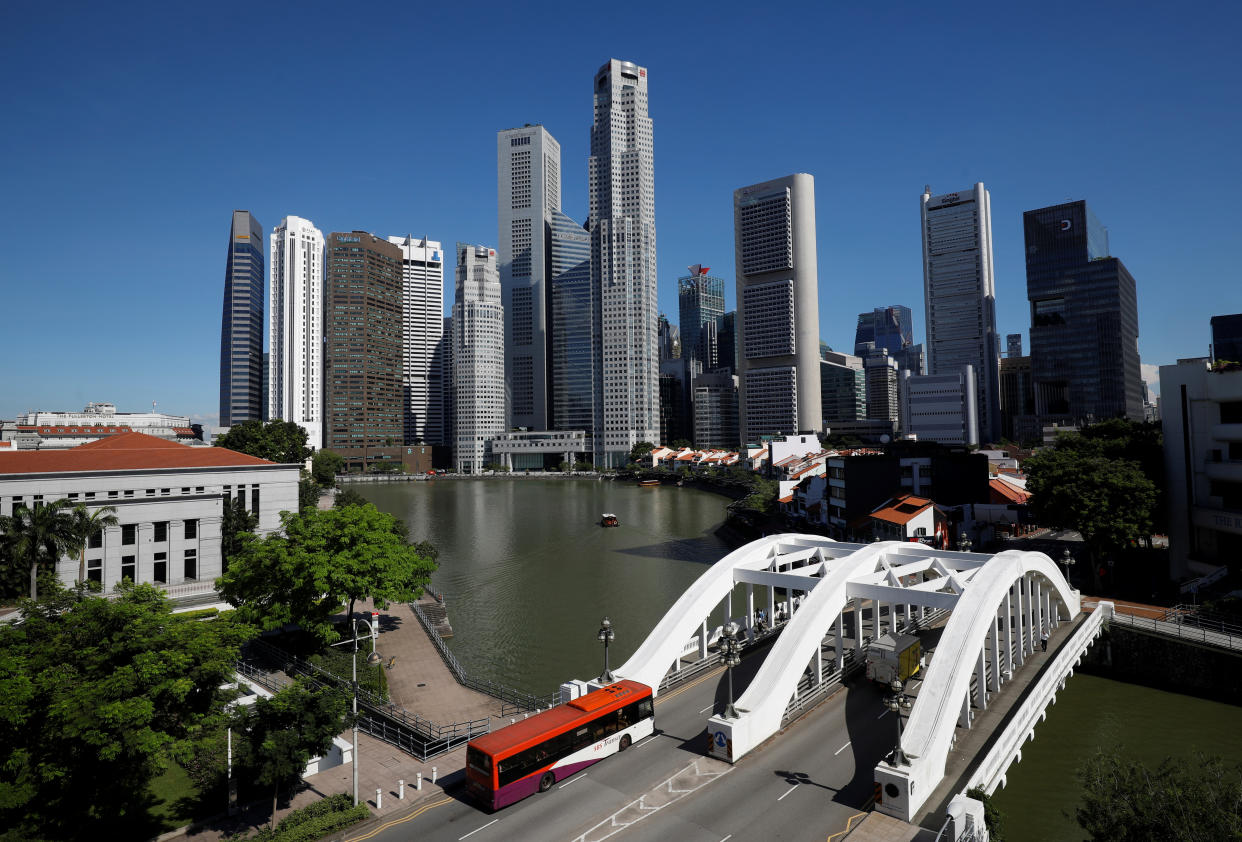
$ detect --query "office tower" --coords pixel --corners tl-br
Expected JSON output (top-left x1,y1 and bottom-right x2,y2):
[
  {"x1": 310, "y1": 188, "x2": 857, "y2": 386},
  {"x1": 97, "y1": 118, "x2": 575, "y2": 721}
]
[
  {"x1": 499, "y1": 125, "x2": 561, "y2": 430},
  {"x1": 324, "y1": 232, "x2": 404, "y2": 469},
  {"x1": 442, "y1": 316, "x2": 454, "y2": 457},
  {"x1": 549, "y1": 210, "x2": 594, "y2": 433},
  {"x1": 1024, "y1": 201, "x2": 1143, "y2": 425},
  {"x1": 452, "y1": 244, "x2": 505, "y2": 474},
  {"x1": 865, "y1": 353, "x2": 899, "y2": 424},
  {"x1": 1211, "y1": 314, "x2": 1242, "y2": 364},
  {"x1": 854, "y1": 306, "x2": 912, "y2": 357},
  {"x1": 900, "y1": 366, "x2": 979, "y2": 446},
  {"x1": 657, "y1": 314, "x2": 680, "y2": 361},
  {"x1": 220, "y1": 210, "x2": 264, "y2": 428},
  {"x1": 694, "y1": 372, "x2": 739, "y2": 449},
  {"x1": 659, "y1": 365, "x2": 691, "y2": 445},
  {"x1": 1000, "y1": 355, "x2": 1037, "y2": 443},
  {"x1": 679, "y1": 264, "x2": 725, "y2": 367},
  {"x1": 268, "y1": 216, "x2": 324, "y2": 451},
  {"x1": 921, "y1": 183, "x2": 1001, "y2": 442},
  {"x1": 590, "y1": 58, "x2": 659, "y2": 466},
  {"x1": 821, "y1": 351, "x2": 867, "y2": 424},
  {"x1": 734, "y1": 173, "x2": 822, "y2": 443},
  {"x1": 713, "y1": 311, "x2": 738, "y2": 375},
  {"x1": 387, "y1": 236, "x2": 444, "y2": 445},
  {"x1": 1006, "y1": 333, "x2": 1023, "y2": 359},
  {"x1": 261, "y1": 353, "x2": 270, "y2": 422}
]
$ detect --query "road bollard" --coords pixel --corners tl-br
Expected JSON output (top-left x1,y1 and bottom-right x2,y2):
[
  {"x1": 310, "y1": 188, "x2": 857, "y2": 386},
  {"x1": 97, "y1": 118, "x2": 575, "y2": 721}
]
[
  {"x1": 432, "y1": 766, "x2": 438, "y2": 784},
  {"x1": 416, "y1": 772, "x2": 423, "y2": 790},
  {"x1": 376, "y1": 788, "x2": 382, "y2": 809},
  {"x1": 399, "y1": 779, "x2": 405, "y2": 800}
]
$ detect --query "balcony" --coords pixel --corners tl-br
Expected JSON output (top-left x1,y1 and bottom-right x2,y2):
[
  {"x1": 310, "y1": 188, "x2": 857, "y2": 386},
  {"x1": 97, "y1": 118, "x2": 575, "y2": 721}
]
[{"x1": 1212, "y1": 424, "x2": 1242, "y2": 442}]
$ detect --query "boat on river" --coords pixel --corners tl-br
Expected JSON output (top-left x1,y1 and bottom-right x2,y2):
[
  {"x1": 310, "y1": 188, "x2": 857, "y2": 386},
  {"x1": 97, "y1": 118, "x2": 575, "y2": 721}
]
[
  {"x1": 638, "y1": 479, "x2": 660, "y2": 487},
  {"x1": 600, "y1": 513, "x2": 619, "y2": 527}
]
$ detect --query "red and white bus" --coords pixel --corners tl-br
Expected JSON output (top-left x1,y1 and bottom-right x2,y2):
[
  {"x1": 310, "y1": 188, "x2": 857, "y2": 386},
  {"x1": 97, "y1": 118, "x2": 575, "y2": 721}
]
[{"x1": 466, "y1": 680, "x2": 655, "y2": 811}]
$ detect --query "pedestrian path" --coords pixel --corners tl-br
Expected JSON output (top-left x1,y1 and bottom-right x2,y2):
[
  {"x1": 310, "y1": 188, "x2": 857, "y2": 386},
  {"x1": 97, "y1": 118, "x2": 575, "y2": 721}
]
[{"x1": 1083, "y1": 597, "x2": 1242, "y2": 652}]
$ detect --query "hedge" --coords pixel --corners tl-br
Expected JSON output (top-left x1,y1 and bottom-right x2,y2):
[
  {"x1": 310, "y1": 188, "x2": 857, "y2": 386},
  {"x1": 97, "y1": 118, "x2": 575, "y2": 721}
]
[{"x1": 225, "y1": 795, "x2": 369, "y2": 842}]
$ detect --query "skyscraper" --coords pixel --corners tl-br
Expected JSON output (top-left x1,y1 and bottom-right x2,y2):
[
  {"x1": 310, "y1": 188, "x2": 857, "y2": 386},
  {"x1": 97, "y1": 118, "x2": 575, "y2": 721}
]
[
  {"x1": 548, "y1": 210, "x2": 594, "y2": 434},
  {"x1": 693, "y1": 372, "x2": 739, "y2": 449},
  {"x1": 590, "y1": 58, "x2": 658, "y2": 467},
  {"x1": 713, "y1": 311, "x2": 737, "y2": 375},
  {"x1": 453, "y1": 244, "x2": 505, "y2": 474},
  {"x1": 899, "y1": 366, "x2": 979, "y2": 446},
  {"x1": 678, "y1": 265, "x2": 725, "y2": 367},
  {"x1": 854, "y1": 305, "x2": 924, "y2": 376},
  {"x1": 820, "y1": 351, "x2": 867, "y2": 424},
  {"x1": 268, "y1": 216, "x2": 324, "y2": 450},
  {"x1": 1006, "y1": 333, "x2": 1023, "y2": 359},
  {"x1": 920, "y1": 183, "x2": 1001, "y2": 442},
  {"x1": 220, "y1": 210, "x2": 264, "y2": 428},
  {"x1": 657, "y1": 314, "x2": 680, "y2": 361},
  {"x1": 1211, "y1": 314, "x2": 1242, "y2": 364},
  {"x1": 499, "y1": 125, "x2": 561, "y2": 430},
  {"x1": 388, "y1": 236, "x2": 444, "y2": 446},
  {"x1": 734, "y1": 173, "x2": 822, "y2": 442},
  {"x1": 1024, "y1": 200, "x2": 1143, "y2": 425},
  {"x1": 324, "y1": 232, "x2": 404, "y2": 469}
]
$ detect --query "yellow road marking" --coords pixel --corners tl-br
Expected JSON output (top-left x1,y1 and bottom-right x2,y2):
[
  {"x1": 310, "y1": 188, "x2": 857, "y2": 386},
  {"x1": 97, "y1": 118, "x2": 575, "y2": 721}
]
[
  {"x1": 343, "y1": 795, "x2": 454, "y2": 841},
  {"x1": 825, "y1": 811, "x2": 868, "y2": 841},
  {"x1": 656, "y1": 664, "x2": 725, "y2": 704}
]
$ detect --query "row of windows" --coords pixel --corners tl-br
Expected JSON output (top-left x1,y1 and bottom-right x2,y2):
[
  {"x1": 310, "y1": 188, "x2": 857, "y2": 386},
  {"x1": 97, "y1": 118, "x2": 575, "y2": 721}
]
[{"x1": 86, "y1": 548, "x2": 198, "y2": 585}]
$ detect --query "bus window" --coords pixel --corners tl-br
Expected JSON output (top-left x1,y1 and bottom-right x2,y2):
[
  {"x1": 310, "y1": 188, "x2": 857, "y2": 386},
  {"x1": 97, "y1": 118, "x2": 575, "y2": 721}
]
[
  {"x1": 639, "y1": 699, "x2": 653, "y2": 719},
  {"x1": 573, "y1": 726, "x2": 591, "y2": 749}
]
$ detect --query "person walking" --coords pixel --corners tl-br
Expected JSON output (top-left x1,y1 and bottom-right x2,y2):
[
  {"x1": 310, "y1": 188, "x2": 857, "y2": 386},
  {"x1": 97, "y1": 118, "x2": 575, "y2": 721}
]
[{"x1": 1040, "y1": 630, "x2": 1048, "y2": 652}]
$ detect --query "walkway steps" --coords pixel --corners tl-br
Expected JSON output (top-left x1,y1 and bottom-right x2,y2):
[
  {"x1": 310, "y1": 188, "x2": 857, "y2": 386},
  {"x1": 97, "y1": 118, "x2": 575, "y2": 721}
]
[{"x1": 417, "y1": 594, "x2": 454, "y2": 639}]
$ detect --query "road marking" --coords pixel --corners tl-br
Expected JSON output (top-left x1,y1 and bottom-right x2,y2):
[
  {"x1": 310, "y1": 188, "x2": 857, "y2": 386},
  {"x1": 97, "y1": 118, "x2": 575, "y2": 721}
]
[
  {"x1": 834, "y1": 740, "x2": 851, "y2": 755},
  {"x1": 343, "y1": 796, "x2": 453, "y2": 841},
  {"x1": 559, "y1": 773, "x2": 587, "y2": 789},
  {"x1": 656, "y1": 665, "x2": 726, "y2": 704},
  {"x1": 571, "y1": 757, "x2": 733, "y2": 842},
  {"x1": 876, "y1": 709, "x2": 890, "y2": 719},
  {"x1": 700, "y1": 704, "x2": 714, "y2": 714},
  {"x1": 720, "y1": 836, "x2": 733, "y2": 842},
  {"x1": 777, "y1": 784, "x2": 798, "y2": 801},
  {"x1": 636, "y1": 736, "x2": 658, "y2": 749},
  {"x1": 825, "y1": 812, "x2": 868, "y2": 842},
  {"x1": 459, "y1": 818, "x2": 498, "y2": 840}
]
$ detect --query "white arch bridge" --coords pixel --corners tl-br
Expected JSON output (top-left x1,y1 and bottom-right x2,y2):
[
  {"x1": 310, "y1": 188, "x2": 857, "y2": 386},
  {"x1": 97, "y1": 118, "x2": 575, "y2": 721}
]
[{"x1": 610, "y1": 534, "x2": 1084, "y2": 822}]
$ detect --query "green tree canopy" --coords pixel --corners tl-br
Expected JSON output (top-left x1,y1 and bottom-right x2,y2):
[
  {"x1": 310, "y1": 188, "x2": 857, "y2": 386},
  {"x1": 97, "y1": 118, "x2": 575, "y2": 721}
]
[
  {"x1": 312, "y1": 449, "x2": 344, "y2": 487},
  {"x1": 0, "y1": 581, "x2": 253, "y2": 839},
  {"x1": 629, "y1": 441, "x2": 656, "y2": 462},
  {"x1": 221, "y1": 496, "x2": 259, "y2": 567},
  {"x1": 214, "y1": 419, "x2": 312, "y2": 464},
  {"x1": 0, "y1": 498, "x2": 76, "y2": 599},
  {"x1": 217, "y1": 504, "x2": 438, "y2": 644},
  {"x1": 68, "y1": 502, "x2": 118, "y2": 585},
  {"x1": 298, "y1": 476, "x2": 321, "y2": 512},
  {"x1": 333, "y1": 486, "x2": 369, "y2": 509}
]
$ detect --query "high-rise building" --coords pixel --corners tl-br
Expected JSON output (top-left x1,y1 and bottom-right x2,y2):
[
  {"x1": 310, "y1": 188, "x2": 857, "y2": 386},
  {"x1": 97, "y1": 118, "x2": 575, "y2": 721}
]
[
  {"x1": 679, "y1": 264, "x2": 725, "y2": 367},
  {"x1": 820, "y1": 351, "x2": 867, "y2": 424},
  {"x1": 590, "y1": 58, "x2": 659, "y2": 466},
  {"x1": 657, "y1": 314, "x2": 680, "y2": 361},
  {"x1": 1024, "y1": 200, "x2": 1143, "y2": 425},
  {"x1": 499, "y1": 125, "x2": 561, "y2": 430},
  {"x1": 1211, "y1": 314, "x2": 1242, "y2": 364},
  {"x1": 268, "y1": 216, "x2": 324, "y2": 451},
  {"x1": 853, "y1": 306, "x2": 912, "y2": 357},
  {"x1": 442, "y1": 315, "x2": 454, "y2": 455},
  {"x1": 388, "y1": 236, "x2": 444, "y2": 446},
  {"x1": 865, "y1": 353, "x2": 899, "y2": 424},
  {"x1": 899, "y1": 366, "x2": 979, "y2": 446},
  {"x1": 220, "y1": 210, "x2": 264, "y2": 428},
  {"x1": 712, "y1": 311, "x2": 738, "y2": 375},
  {"x1": 548, "y1": 210, "x2": 594, "y2": 434},
  {"x1": 324, "y1": 232, "x2": 404, "y2": 469},
  {"x1": 452, "y1": 244, "x2": 505, "y2": 474},
  {"x1": 659, "y1": 364, "x2": 691, "y2": 446},
  {"x1": 999, "y1": 355, "x2": 1037, "y2": 443},
  {"x1": 920, "y1": 183, "x2": 1001, "y2": 442},
  {"x1": 1006, "y1": 333, "x2": 1023, "y2": 359},
  {"x1": 734, "y1": 173, "x2": 822, "y2": 443},
  {"x1": 693, "y1": 371, "x2": 739, "y2": 450}
]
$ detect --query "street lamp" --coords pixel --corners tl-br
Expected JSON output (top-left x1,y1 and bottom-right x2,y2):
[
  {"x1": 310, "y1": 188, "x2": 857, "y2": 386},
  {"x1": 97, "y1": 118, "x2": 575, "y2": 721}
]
[
  {"x1": 598, "y1": 617, "x2": 616, "y2": 683},
  {"x1": 885, "y1": 677, "x2": 913, "y2": 766},
  {"x1": 721, "y1": 622, "x2": 742, "y2": 719},
  {"x1": 960, "y1": 532, "x2": 972, "y2": 553},
  {"x1": 352, "y1": 617, "x2": 383, "y2": 807},
  {"x1": 1060, "y1": 548, "x2": 1076, "y2": 585}
]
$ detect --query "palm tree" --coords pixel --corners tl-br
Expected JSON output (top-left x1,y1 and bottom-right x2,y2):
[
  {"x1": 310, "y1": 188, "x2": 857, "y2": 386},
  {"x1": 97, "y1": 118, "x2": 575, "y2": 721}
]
[
  {"x1": 68, "y1": 503, "x2": 119, "y2": 585},
  {"x1": 0, "y1": 498, "x2": 76, "y2": 599}
]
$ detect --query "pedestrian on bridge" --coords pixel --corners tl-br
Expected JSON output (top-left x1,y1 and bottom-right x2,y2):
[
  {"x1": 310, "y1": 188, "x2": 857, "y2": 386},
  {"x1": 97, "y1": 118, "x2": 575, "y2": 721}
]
[{"x1": 1040, "y1": 630, "x2": 1048, "y2": 652}]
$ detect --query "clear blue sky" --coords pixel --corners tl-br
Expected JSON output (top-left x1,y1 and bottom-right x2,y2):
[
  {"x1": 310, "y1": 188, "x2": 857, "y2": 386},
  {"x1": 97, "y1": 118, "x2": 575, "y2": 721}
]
[{"x1": 2, "y1": 1, "x2": 1239, "y2": 426}]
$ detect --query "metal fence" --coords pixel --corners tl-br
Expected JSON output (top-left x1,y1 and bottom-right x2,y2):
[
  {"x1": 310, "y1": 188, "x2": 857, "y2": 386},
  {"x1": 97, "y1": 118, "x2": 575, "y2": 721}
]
[{"x1": 1108, "y1": 610, "x2": 1242, "y2": 652}]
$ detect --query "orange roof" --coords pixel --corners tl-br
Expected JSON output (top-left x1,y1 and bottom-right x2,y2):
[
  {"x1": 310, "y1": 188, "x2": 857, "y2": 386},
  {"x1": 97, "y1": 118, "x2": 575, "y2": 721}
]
[
  {"x1": 0, "y1": 432, "x2": 277, "y2": 475},
  {"x1": 989, "y1": 478, "x2": 1031, "y2": 504},
  {"x1": 869, "y1": 494, "x2": 933, "y2": 525},
  {"x1": 778, "y1": 494, "x2": 794, "y2": 504}
]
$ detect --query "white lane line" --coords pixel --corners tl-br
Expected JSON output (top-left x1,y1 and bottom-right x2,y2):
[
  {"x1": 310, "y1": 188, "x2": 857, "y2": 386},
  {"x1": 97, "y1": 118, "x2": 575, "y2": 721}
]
[
  {"x1": 636, "y1": 736, "x2": 658, "y2": 749},
  {"x1": 777, "y1": 784, "x2": 798, "y2": 801},
  {"x1": 700, "y1": 704, "x2": 715, "y2": 714},
  {"x1": 876, "y1": 709, "x2": 890, "y2": 719},
  {"x1": 720, "y1": 836, "x2": 733, "y2": 842},
  {"x1": 459, "y1": 818, "x2": 498, "y2": 840},
  {"x1": 834, "y1": 741, "x2": 851, "y2": 755},
  {"x1": 559, "y1": 773, "x2": 588, "y2": 789}
]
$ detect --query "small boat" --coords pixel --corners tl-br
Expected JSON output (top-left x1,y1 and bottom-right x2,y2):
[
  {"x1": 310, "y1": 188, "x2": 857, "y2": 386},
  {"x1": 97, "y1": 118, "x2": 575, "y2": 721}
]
[
  {"x1": 600, "y1": 513, "x2": 619, "y2": 527},
  {"x1": 639, "y1": 479, "x2": 660, "y2": 487}
]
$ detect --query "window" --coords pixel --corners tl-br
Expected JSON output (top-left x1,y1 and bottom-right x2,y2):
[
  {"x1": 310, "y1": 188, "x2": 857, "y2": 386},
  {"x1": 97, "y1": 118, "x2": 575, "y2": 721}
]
[
  {"x1": 153, "y1": 521, "x2": 168, "y2": 542},
  {"x1": 121, "y1": 524, "x2": 136, "y2": 545},
  {"x1": 153, "y1": 552, "x2": 167, "y2": 583},
  {"x1": 184, "y1": 519, "x2": 197, "y2": 539},
  {"x1": 88, "y1": 531, "x2": 103, "y2": 550},
  {"x1": 251, "y1": 488, "x2": 260, "y2": 517},
  {"x1": 85, "y1": 492, "x2": 96, "y2": 500},
  {"x1": 121, "y1": 556, "x2": 136, "y2": 582},
  {"x1": 124, "y1": 489, "x2": 134, "y2": 498},
  {"x1": 108, "y1": 490, "x2": 118, "y2": 499},
  {"x1": 86, "y1": 558, "x2": 102, "y2": 584},
  {"x1": 184, "y1": 549, "x2": 197, "y2": 580}
]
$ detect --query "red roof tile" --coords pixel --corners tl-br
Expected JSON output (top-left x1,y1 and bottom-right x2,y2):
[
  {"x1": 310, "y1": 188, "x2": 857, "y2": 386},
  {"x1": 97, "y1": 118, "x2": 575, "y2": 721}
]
[
  {"x1": 869, "y1": 494, "x2": 933, "y2": 525},
  {"x1": 0, "y1": 432, "x2": 278, "y2": 474},
  {"x1": 989, "y1": 478, "x2": 1031, "y2": 504}
]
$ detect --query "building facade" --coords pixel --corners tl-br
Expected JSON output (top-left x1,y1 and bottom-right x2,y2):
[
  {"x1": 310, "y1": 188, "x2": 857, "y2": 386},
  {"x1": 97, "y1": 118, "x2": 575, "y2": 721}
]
[
  {"x1": 865, "y1": 352, "x2": 899, "y2": 424},
  {"x1": 220, "y1": 210, "x2": 265, "y2": 428},
  {"x1": 899, "y1": 366, "x2": 979, "y2": 446},
  {"x1": 452, "y1": 244, "x2": 505, "y2": 474},
  {"x1": 324, "y1": 232, "x2": 405, "y2": 470},
  {"x1": 734, "y1": 173, "x2": 822, "y2": 443},
  {"x1": 1210, "y1": 314, "x2": 1242, "y2": 365},
  {"x1": 920, "y1": 184, "x2": 1001, "y2": 442},
  {"x1": 548, "y1": 210, "x2": 594, "y2": 435},
  {"x1": 269, "y1": 216, "x2": 324, "y2": 451},
  {"x1": 1024, "y1": 200, "x2": 1143, "y2": 426},
  {"x1": 590, "y1": 59, "x2": 659, "y2": 467},
  {"x1": 820, "y1": 351, "x2": 867, "y2": 424},
  {"x1": 4, "y1": 403, "x2": 201, "y2": 450},
  {"x1": 999, "y1": 355, "x2": 1037, "y2": 443},
  {"x1": 388, "y1": 236, "x2": 445, "y2": 446},
  {"x1": 693, "y1": 372, "x2": 739, "y2": 450},
  {"x1": 679, "y1": 265, "x2": 725, "y2": 368},
  {"x1": 1006, "y1": 333, "x2": 1023, "y2": 359}
]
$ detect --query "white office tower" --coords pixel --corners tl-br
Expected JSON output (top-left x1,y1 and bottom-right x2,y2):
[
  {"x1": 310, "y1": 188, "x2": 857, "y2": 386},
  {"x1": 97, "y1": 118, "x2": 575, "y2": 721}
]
[
  {"x1": 899, "y1": 365, "x2": 979, "y2": 446},
  {"x1": 734, "y1": 173, "x2": 823, "y2": 443},
  {"x1": 268, "y1": 216, "x2": 324, "y2": 451},
  {"x1": 590, "y1": 58, "x2": 659, "y2": 467},
  {"x1": 498, "y1": 125, "x2": 561, "y2": 430},
  {"x1": 920, "y1": 183, "x2": 1001, "y2": 443},
  {"x1": 387, "y1": 236, "x2": 445, "y2": 446},
  {"x1": 452, "y1": 244, "x2": 505, "y2": 474}
]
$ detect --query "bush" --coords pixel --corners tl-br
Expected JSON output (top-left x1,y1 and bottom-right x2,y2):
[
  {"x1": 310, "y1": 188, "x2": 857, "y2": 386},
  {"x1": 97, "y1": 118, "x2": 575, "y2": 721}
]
[
  {"x1": 225, "y1": 795, "x2": 368, "y2": 841},
  {"x1": 965, "y1": 786, "x2": 1004, "y2": 842}
]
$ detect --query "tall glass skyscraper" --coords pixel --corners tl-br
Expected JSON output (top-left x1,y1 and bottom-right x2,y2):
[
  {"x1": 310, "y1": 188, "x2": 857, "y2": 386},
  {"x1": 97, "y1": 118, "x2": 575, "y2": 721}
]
[
  {"x1": 268, "y1": 216, "x2": 324, "y2": 450},
  {"x1": 853, "y1": 306, "x2": 912, "y2": 356},
  {"x1": 1024, "y1": 200, "x2": 1143, "y2": 425},
  {"x1": 590, "y1": 58, "x2": 658, "y2": 467},
  {"x1": 453, "y1": 243, "x2": 505, "y2": 474},
  {"x1": 388, "y1": 236, "x2": 445, "y2": 446},
  {"x1": 219, "y1": 210, "x2": 264, "y2": 428},
  {"x1": 678, "y1": 265, "x2": 725, "y2": 367},
  {"x1": 921, "y1": 183, "x2": 1001, "y2": 442},
  {"x1": 548, "y1": 210, "x2": 594, "y2": 434},
  {"x1": 1211, "y1": 314, "x2": 1242, "y2": 364}
]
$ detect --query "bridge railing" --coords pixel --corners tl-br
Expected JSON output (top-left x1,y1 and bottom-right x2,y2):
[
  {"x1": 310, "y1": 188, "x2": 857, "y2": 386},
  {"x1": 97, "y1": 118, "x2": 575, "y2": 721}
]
[{"x1": 1106, "y1": 609, "x2": 1242, "y2": 652}]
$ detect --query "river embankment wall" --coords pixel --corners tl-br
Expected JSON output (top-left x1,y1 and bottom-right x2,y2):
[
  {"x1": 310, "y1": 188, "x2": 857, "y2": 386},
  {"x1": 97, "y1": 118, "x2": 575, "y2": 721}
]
[{"x1": 1078, "y1": 624, "x2": 1242, "y2": 705}]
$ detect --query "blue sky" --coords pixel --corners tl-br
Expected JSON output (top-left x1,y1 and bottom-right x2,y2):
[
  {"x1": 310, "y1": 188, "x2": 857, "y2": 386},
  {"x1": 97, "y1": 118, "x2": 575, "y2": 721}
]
[{"x1": 2, "y1": 1, "x2": 1239, "y2": 426}]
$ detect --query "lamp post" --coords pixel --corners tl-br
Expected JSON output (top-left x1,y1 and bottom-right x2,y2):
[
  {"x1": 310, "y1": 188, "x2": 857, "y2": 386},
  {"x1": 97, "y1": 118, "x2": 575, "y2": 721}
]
[
  {"x1": 352, "y1": 617, "x2": 383, "y2": 807},
  {"x1": 885, "y1": 677, "x2": 913, "y2": 766},
  {"x1": 598, "y1": 617, "x2": 615, "y2": 683},
  {"x1": 960, "y1": 532, "x2": 972, "y2": 553},
  {"x1": 1060, "y1": 547, "x2": 1076, "y2": 586},
  {"x1": 721, "y1": 622, "x2": 742, "y2": 719}
]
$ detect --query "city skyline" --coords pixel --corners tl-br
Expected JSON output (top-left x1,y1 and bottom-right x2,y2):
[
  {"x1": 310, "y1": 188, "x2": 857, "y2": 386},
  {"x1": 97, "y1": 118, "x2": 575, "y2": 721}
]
[{"x1": 3, "y1": 4, "x2": 1239, "y2": 425}]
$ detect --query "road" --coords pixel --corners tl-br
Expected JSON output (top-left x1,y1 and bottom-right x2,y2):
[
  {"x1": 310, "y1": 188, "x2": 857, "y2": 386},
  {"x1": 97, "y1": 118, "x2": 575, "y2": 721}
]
[{"x1": 353, "y1": 645, "x2": 899, "y2": 842}]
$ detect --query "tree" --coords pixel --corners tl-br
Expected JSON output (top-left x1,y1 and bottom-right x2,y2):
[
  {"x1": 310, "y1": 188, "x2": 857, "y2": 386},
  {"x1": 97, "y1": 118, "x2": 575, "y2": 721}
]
[
  {"x1": 671, "y1": 439, "x2": 691, "y2": 449},
  {"x1": 221, "y1": 496, "x2": 258, "y2": 568},
  {"x1": 298, "y1": 477, "x2": 321, "y2": 512},
  {"x1": 312, "y1": 449, "x2": 344, "y2": 487},
  {"x1": 217, "y1": 504, "x2": 438, "y2": 644},
  {"x1": 333, "y1": 486, "x2": 369, "y2": 509},
  {"x1": 1076, "y1": 751, "x2": 1242, "y2": 840},
  {"x1": 68, "y1": 503, "x2": 118, "y2": 585},
  {"x1": 629, "y1": 441, "x2": 656, "y2": 462},
  {"x1": 214, "y1": 419, "x2": 311, "y2": 465},
  {"x1": 0, "y1": 498, "x2": 75, "y2": 599},
  {"x1": 0, "y1": 581, "x2": 253, "y2": 839}
]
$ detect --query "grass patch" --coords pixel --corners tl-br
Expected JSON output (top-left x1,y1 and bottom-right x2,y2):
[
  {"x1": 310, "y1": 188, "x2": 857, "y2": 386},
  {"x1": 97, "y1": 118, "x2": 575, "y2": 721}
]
[{"x1": 146, "y1": 762, "x2": 203, "y2": 832}]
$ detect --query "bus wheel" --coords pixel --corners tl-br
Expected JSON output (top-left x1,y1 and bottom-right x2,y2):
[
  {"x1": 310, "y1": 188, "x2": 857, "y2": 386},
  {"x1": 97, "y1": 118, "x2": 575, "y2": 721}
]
[
  {"x1": 619, "y1": 734, "x2": 632, "y2": 751},
  {"x1": 539, "y1": 772, "x2": 555, "y2": 792}
]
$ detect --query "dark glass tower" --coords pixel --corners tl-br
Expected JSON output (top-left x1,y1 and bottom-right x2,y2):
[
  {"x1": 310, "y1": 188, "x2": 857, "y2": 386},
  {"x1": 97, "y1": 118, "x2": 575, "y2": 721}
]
[
  {"x1": 219, "y1": 210, "x2": 264, "y2": 428},
  {"x1": 548, "y1": 211, "x2": 594, "y2": 433},
  {"x1": 678, "y1": 266, "x2": 725, "y2": 368},
  {"x1": 853, "y1": 305, "x2": 923, "y2": 375},
  {"x1": 1211, "y1": 314, "x2": 1242, "y2": 364},
  {"x1": 1024, "y1": 201, "x2": 1143, "y2": 425}
]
